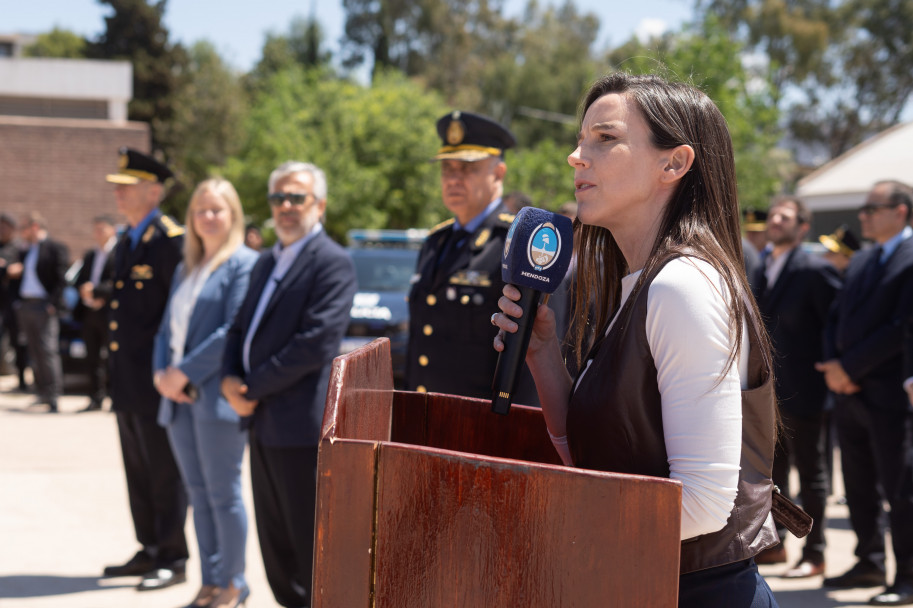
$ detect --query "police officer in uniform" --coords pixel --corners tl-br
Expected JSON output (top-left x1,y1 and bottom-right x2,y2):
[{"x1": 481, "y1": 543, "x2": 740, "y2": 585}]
[
  {"x1": 101, "y1": 148, "x2": 189, "y2": 592},
  {"x1": 407, "y1": 111, "x2": 538, "y2": 404}
]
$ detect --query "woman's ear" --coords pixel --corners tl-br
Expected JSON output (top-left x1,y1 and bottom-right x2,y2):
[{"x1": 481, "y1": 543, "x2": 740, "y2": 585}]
[{"x1": 661, "y1": 145, "x2": 695, "y2": 183}]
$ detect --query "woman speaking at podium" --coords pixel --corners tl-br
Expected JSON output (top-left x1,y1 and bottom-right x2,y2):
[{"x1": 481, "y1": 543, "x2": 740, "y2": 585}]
[{"x1": 493, "y1": 72, "x2": 780, "y2": 607}]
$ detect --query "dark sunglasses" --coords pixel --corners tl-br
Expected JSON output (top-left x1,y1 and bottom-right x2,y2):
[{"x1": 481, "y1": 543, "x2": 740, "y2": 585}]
[
  {"x1": 859, "y1": 202, "x2": 900, "y2": 215},
  {"x1": 268, "y1": 192, "x2": 312, "y2": 206}
]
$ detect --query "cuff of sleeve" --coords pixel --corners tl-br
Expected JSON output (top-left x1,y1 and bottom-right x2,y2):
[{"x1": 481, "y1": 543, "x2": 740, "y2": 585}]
[{"x1": 547, "y1": 428, "x2": 573, "y2": 466}]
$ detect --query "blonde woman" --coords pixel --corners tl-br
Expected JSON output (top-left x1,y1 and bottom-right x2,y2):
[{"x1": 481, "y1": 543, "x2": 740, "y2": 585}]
[{"x1": 153, "y1": 178, "x2": 258, "y2": 608}]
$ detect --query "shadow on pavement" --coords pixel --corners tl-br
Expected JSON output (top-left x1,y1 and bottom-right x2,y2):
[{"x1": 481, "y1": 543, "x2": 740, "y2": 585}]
[{"x1": 0, "y1": 574, "x2": 135, "y2": 598}]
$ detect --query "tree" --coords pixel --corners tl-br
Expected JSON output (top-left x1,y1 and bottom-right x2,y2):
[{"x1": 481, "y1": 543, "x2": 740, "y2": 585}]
[
  {"x1": 156, "y1": 41, "x2": 248, "y2": 217},
  {"x1": 221, "y1": 68, "x2": 448, "y2": 240},
  {"x1": 698, "y1": 0, "x2": 913, "y2": 160},
  {"x1": 23, "y1": 28, "x2": 88, "y2": 58},
  {"x1": 606, "y1": 16, "x2": 788, "y2": 210},
  {"x1": 87, "y1": 0, "x2": 189, "y2": 156},
  {"x1": 244, "y1": 16, "x2": 334, "y2": 94}
]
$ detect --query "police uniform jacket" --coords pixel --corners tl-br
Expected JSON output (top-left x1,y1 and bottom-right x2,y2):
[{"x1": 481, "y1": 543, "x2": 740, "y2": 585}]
[
  {"x1": 108, "y1": 211, "x2": 184, "y2": 415},
  {"x1": 407, "y1": 203, "x2": 538, "y2": 404}
]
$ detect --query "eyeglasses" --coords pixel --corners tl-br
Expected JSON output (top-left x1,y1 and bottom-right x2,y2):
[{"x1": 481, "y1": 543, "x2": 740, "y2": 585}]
[
  {"x1": 268, "y1": 192, "x2": 313, "y2": 206},
  {"x1": 858, "y1": 202, "x2": 900, "y2": 215}
]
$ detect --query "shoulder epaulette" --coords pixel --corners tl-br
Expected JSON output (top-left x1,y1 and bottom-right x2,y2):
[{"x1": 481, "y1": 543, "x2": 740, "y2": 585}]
[
  {"x1": 497, "y1": 213, "x2": 515, "y2": 225},
  {"x1": 159, "y1": 215, "x2": 185, "y2": 238},
  {"x1": 429, "y1": 218, "x2": 455, "y2": 234}
]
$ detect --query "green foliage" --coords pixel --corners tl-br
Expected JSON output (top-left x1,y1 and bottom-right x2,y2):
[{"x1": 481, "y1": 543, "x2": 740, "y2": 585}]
[
  {"x1": 221, "y1": 68, "x2": 449, "y2": 241},
  {"x1": 508, "y1": 139, "x2": 575, "y2": 210},
  {"x1": 244, "y1": 16, "x2": 334, "y2": 94},
  {"x1": 88, "y1": 0, "x2": 189, "y2": 155},
  {"x1": 605, "y1": 16, "x2": 788, "y2": 210},
  {"x1": 23, "y1": 28, "x2": 87, "y2": 58},
  {"x1": 157, "y1": 41, "x2": 249, "y2": 218}
]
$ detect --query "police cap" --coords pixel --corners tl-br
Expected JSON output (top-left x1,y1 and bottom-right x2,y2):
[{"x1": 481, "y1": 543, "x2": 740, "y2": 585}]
[
  {"x1": 433, "y1": 111, "x2": 516, "y2": 162},
  {"x1": 106, "y1": 147, "x2": 173, "y2": 185},
  {"x1": 819, "y1": 224, "x2": 861, "y2": 258}
]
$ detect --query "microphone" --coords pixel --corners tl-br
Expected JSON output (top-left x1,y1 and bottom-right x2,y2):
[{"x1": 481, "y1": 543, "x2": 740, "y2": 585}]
[{"x1": 491, "y1": 207, "x2": 573, "y2": 415}]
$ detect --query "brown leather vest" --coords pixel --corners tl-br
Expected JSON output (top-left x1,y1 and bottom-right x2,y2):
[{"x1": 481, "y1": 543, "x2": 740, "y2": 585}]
[{"x1": 566, "y1": 258, "x2": 778, "y2": 574}]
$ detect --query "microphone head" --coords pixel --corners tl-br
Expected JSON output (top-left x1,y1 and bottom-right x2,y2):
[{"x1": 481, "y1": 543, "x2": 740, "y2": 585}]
[{"x1": 501, "y1": 206, "x2": 573, "y2": 293}]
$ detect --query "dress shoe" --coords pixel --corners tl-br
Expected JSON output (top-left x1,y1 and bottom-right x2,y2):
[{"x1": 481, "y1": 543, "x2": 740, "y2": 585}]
[
  {"x1": 47, "y1": 401, "x2": 58, "y2": 413},
  {"x1": 783, "y1": 559, "x2": 826, "y2": 579},
  {"x1": 181, "y1": 584, "x2": 222, "y2": 608},
  {"x1": 78, "y1": 399, "x2": 103, "y2": 413},
  {"x1": 869, "y1": 582, "x2": 913, "y2": 606},
  {"x1": 755, "y1": 543, "x2": 787, "y2": 565},
  {"x1": 103, "y1": 550, "x2": 155, "y2": 577},
  {"x1": 210, "y1": 583, "x2": 250, "y2": 608},
  {"x1": 137, "y1": 567, "x2": 186, "y2": 591},
  {"x1": 824, "y1": 562, "x2": 887, "y2": 588}
]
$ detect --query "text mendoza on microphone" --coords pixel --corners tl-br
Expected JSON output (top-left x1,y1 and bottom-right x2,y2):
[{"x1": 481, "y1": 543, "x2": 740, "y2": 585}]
[
  {"x1": 494, "y1": 73, "x2": 782, "y2": 607},
  {"x1": 406, "y1": 110, "x2": 538, "y2": 404}
]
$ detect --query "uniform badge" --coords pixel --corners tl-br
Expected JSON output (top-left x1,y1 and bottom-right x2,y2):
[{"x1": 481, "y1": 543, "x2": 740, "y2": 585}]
[
  {"x1": 527, "y1": 222, "x2": 561, "y2": 270},
  {"x1": 141, "y1": 225, "x2": 156, "y2": 243},
  {"x1": 446, "y1": 111, "x2": 465, "y2": 145},
  {"x1": 130, "y1": 264, "x2": 154, "y2": 280},
  {"x1": 474, "y1": 228, "x2": 490, "y2": 248}
]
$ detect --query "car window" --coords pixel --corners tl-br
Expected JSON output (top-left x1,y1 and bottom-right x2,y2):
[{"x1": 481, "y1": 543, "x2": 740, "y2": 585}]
[{"x1": 351, "y1": 251, "x2": 417, "y2": 292}]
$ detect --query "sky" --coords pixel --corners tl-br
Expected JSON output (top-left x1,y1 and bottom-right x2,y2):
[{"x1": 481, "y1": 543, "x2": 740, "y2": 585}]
[{"x1": 4, "y1": 0, "x2": 694, "y2": 72}]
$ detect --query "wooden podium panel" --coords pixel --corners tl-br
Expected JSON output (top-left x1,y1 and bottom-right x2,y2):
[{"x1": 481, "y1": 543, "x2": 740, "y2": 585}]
[{"x1": 314, "y1": 338, "x2": 682, "y2": 607}]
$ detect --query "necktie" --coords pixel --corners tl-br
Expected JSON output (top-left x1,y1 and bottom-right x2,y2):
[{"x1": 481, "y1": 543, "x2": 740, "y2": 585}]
[
  {"x1": 435, "y1": 229, "x2": 467, "y2": 282},
  {"x1": 856, "y1": 246, "x2": 883, "y2": 299}
]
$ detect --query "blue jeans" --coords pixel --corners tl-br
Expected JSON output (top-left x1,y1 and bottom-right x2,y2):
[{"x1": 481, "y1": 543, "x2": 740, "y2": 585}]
[
  {"x1": 167, "y1": 404, "x2": 249, "y2": 589},
  {"x1": 679, "y1": 558, "x2": 779, "y2": 607}
]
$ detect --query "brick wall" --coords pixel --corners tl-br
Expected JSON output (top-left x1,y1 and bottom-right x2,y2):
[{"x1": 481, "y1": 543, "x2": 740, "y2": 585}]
[{"x1": 0, "y1": 115, "x2": 149, "y2": 264}]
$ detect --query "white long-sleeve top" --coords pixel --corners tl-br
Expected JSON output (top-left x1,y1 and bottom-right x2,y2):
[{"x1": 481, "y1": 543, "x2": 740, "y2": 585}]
[{"x1": 572, "y1": 256, "x2": 747, "y2": 540}]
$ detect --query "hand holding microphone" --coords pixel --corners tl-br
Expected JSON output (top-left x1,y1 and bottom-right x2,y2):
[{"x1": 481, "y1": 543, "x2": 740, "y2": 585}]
[{"x1": 491, "y1": 207, "x2": 573, "y2": 415}]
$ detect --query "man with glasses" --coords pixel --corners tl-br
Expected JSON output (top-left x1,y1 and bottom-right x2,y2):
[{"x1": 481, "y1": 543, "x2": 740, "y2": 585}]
[
  {"x1": 406, "y1": 111, "x2": 537, "y2": 404},
  {"x1": 221, "y1": 161, "x2": 356, "y2": 608},
  {"x1": 818, "y1": 181, "x2": 913, "y2": 605}
]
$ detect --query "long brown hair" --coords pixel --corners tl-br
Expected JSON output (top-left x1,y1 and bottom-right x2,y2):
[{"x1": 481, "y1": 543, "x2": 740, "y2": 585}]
[{"x1": 570, "y1": 72, "x2": 772, "y2": 378}]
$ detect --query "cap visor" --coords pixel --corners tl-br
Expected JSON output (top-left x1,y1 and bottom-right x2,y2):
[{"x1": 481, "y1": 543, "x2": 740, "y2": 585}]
[
  {"x1": 743, "y1": 223, "x2": 766, "y2": 231},
  {"x1": 433, "y1": 150, "x2": 495, "y2": 162},
  {"x1": 106, "y1": 173, "x2": 142, "y2": 185}
]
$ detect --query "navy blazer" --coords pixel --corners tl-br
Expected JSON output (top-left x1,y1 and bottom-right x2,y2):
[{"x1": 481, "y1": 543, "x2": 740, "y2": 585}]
[
  {"x1": 18, "y1": 238, "x2": 70, "y2": 308},
  {"x1": 753, "y1": 246, "x2": 841, "y2": 417},
  {"x1": 221, "y1": 230, "x2": 357, "y2": 448},
  {"x1": 825, "y1": 236, "x2": 913, "y2": 411},
  {"x1": 153, "y1": 246, "x2": 258, "y2": 426}
]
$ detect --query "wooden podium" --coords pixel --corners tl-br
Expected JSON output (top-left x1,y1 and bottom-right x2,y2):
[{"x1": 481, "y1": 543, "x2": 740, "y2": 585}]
[{"x1": 314, "y1": 338, "x2": 682, "y2": 607}]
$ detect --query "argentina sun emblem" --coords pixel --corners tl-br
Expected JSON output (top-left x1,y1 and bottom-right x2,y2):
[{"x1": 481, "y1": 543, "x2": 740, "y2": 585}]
[{"x1": 527, "y1": 222, "x2": 561, "y2": 271}]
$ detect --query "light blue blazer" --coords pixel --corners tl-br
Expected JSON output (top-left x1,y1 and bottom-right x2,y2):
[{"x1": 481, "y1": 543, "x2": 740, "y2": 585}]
[{"x1": 154, "y1": 246, "x2": 259, "y2": 426}]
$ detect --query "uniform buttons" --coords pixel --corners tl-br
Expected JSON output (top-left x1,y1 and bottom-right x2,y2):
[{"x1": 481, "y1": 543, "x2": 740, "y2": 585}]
[
  {"x1": 418, "y1": 355, "x2": 429, "y2": 367},
  {"x1": 115, "y1": 280, "x2": 124, "y2": 289},
  {"x1": 460, "y1": 295, "x2": 470, "y2": 305},
  {"x1": 109, "y1": 341, "x2": 120, "y2": 352},
  {"x1": 426, "y1": 294, "x2": 437, "y2": 306},
  {"x1": 423, "y1": 325, "x2": 433, "y2": 336},
  {"x1": 135, "y1": 281, "x2": 144, "y2": 290},
  {"x1": 110, "y1": 300, "x2": 119, "y2": 309},
  {"x1": 416, "y1": 385, "x2": 427, "y2": 393},
  {"x1": 472, "y1": 293, "x2": 484, "y2": 305},
  {"x1": 109, "y1": 321, "x2": 118, "y2": 331}
]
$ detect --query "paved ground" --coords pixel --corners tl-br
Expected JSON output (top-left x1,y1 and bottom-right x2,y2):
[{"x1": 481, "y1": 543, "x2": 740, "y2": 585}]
[{"x1": 0, "y1": 373, "x2": 900, "y2": 607}]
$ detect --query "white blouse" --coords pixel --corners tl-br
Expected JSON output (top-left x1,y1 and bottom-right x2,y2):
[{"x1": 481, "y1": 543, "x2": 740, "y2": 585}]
[
  {"x1": 573, "y1": 257, "x2": 748, "y2": 540},
  {"x1": 168, "y1": 265, "x2": 213, "y2": 366}
]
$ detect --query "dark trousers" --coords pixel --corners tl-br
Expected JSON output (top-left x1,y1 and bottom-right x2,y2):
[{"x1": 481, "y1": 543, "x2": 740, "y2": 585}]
[
  {"x1": 679, "y1": 558, "x2": 779, "y2": 607},
  {"x1": 834, "y1": 394, "x2": 913, "y2": 582},
  {"x1": 0, "y1": 304, "x2": 28, "y2": 385},
  {"x1": 249, "y1": 430, "x2": 318, "y2": 608},
  {"x1": 81, "y1": 308, "x2": 108, "y2": 403},
  {"x1": 16, "y1": 300, "x2": 62, "y2": 403},
  {"x1": 115, "y1": 411, "x2": 188, "y2": 566},
  {"x1": 771, "y1": 410, "x2": 829, "y2": 561}
]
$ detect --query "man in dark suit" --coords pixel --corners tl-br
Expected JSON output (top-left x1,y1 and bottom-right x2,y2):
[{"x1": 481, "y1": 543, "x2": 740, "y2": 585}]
[
  {"x1": 818, "y1": 180, "x2": 913, "y2": 605},
  {"x1": 406, "y1": 110, "x2": 537, "y2": 403},
  {"x1": 751, "y1": 196, "x2": 841, "y2": 577},
  {"x1": 222, "y1": 160, "x2": 356, "y2": 608},
  {"x1": 5, "y1": 212, "x2": 69, "y2": 412},
  {"x1": 101, "y1": 148, "x2": 189, "y2": 592},
  {"x1": 74, "y1": 215, "x2": 117, "y2": 412}
]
